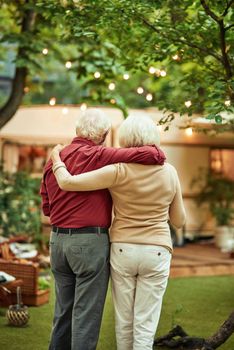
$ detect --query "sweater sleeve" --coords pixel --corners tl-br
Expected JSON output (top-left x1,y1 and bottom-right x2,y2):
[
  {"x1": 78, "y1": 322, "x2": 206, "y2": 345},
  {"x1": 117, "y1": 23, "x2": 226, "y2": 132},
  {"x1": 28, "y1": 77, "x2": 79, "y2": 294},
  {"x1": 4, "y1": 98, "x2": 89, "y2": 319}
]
[
  {"x1": 97, "y1": 145, "x2": 166, "y2": 166},
  {"x1": 53, "y1": 161, "x2": 117, "y2": 191},
  {"x1": 169, "y1": 169, "x2": 186, "y2": 229}
]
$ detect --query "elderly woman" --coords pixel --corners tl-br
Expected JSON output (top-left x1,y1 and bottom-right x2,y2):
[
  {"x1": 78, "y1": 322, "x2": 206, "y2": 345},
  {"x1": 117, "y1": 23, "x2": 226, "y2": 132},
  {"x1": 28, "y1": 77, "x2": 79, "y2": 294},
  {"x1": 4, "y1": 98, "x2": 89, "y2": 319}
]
[{"x1": 51, "y1": 114, "x2": 186, "y2": 350}]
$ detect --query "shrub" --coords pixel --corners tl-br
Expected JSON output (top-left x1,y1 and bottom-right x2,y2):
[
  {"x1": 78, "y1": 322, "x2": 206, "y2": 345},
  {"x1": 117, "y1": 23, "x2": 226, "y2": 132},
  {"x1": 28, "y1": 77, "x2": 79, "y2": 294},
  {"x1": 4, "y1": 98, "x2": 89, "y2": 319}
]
[
  {"x1": 0, "y1": 164, "x2": 42, "y2": 242},
  {"x1": 192, "y1": 169, "x2": 234, "y2": 226}
]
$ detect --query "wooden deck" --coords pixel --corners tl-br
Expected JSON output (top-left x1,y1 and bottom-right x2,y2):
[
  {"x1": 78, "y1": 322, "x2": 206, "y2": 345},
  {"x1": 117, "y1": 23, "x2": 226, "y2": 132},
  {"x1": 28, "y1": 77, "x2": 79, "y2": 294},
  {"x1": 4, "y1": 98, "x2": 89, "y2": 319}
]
[{"x1": 170, "y1": 243, "x2": 234, "y2": 278}]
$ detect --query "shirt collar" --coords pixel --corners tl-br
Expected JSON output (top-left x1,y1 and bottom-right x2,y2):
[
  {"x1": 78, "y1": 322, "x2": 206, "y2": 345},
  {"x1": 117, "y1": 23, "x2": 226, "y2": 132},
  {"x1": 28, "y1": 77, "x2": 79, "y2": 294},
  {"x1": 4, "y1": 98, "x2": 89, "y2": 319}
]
[{"x1": 71, "y1": 137, "x2": 97, "y2": 146}]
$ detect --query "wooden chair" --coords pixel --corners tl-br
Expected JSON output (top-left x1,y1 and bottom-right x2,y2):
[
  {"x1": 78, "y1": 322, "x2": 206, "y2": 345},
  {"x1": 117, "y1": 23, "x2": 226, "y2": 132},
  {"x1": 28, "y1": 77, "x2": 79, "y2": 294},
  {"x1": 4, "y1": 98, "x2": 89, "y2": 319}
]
[{"x1": 0, "y1": 243, "x2": 13, "y2": 260}]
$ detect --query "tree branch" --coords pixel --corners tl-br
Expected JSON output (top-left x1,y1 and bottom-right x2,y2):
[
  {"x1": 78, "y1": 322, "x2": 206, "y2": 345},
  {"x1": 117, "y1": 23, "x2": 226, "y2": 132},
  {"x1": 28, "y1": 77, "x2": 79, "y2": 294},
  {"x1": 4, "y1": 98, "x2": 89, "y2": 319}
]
[
  {"x1": 218, "y1": 20, "x2": 233, "y2": 80},
  {"x1": 139, "y1": 16, "x2": 222, "y2": 62},
  {"x1": 200, "y1": 0, "x2": 233, "y2": 86},
  {"x1": 205, "y1": 310, "x2": 234, "y2": 349},
  {"x1": 225, "y1": 23, "x2": 234, "y2": 31},
  {"x1": 222, "y1": 0, "x2": 234, "y2": 17},
  {"x1": 200, "y1": 0, "x2": 220, "y2": 22},
  {"x1": 0, "y1": 2, "x2": 36, "y2": 129},
  {"x1": 154, "y1": 310, "x2": 234, "y2": 349}
]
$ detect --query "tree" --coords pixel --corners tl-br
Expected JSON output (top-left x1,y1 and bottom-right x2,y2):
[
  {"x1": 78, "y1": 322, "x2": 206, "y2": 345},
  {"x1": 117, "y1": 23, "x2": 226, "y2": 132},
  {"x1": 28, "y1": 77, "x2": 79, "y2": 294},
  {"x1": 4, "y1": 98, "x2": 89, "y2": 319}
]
[
  {"x1": 53, "y1": 0, "x2": 234, "y2": 129},
  {"x1": 0, "y1": 0, "x2": 233, "y2": 129},
  {"x1": 154, "y1": 311, "x2": 234, "y2": 349},
  {"x1": 0, "y1": 0, "x2": 128, "y2": 127}
]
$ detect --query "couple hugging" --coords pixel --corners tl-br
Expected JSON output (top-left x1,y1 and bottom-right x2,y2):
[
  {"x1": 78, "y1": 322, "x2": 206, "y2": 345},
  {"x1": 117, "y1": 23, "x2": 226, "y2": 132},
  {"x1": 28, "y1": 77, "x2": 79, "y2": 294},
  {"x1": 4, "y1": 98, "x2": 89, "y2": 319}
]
[{"x1": 40, "y1": 108, "x2": 185, "y2": 350}]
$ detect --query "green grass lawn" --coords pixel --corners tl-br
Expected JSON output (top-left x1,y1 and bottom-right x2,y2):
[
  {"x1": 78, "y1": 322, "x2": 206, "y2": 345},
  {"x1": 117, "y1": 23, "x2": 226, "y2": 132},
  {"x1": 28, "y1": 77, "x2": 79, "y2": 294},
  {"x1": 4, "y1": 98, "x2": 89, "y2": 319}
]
[{"x1": 0, "y1": 275, "x2": 234, "y2": 350}]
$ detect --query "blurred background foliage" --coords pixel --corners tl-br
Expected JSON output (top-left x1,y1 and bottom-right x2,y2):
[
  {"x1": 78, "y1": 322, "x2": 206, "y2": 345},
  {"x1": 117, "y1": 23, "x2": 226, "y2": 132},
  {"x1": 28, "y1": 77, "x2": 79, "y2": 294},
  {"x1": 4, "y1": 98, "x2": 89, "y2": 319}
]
[
  {"x1": 0, "y1": 0, "x2": 233, "y2": 128},
  {"x1": 0, "y1": 165, "x2": 41, "y2": 240}
]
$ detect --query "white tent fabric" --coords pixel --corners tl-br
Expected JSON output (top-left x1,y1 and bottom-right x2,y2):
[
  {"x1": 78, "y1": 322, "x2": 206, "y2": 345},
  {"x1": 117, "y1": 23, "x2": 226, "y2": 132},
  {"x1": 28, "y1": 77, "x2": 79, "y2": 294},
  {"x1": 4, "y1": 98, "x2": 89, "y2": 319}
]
[
  {"x1": 0, "y1": 106, "x2": 124, "y2": 145},
  {"x1": 0, "y1": 105, "x2": 233, "y2": 146}
]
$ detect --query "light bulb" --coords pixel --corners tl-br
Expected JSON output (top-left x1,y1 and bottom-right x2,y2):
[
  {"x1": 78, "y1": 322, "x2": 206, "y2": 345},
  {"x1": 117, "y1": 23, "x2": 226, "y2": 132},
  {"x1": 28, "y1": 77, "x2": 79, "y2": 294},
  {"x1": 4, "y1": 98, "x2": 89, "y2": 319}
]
[
  {"x1": 42, "y1": 48, "x2": 48, "y2": 55},
  {"x1": 49, "y1": 97, "x2": 56, "y2": 106},
  {"x1": 184, "y1": 100, "x2": 192, "y2": 108},
  {"x1": 80, "y1": 103, "x2": 87, "y2": 111},
  {"x1": 94, "y1": 71, "x2": 101, "y2": 79},
  {"x1": 62, "y1": 107, "x2": 68, "y2": 114},
  {"x1": 65, "y1": 61, "x2": 72, "y2": 69},
  {"x1": 137, "y1": 87, "x2": 144, "y2": 94},
  {"x1": 172, "y1": 54, "x2": 179, "y2": 60},
  {"x1": 123, "y1": 73, "x2": 129, "y2": 80},
  {"x1": 224, "y1": 100, "x2": 231, "y2": 106},
  {"x1": 185, "y1": 128, "x2": 193, "y2": 136},
  {"x1": 160, "y1": 70, "x2": 167, "y2": 77},
  {"x1": 108, "y1": 83, "x2": 115, "y2": 91},
  {"x1": 149, "y1": 67, "x2": 156, "y2": 74},
  {"x1": 146, "y1": 93, "x2": 153, "y2": 101}
]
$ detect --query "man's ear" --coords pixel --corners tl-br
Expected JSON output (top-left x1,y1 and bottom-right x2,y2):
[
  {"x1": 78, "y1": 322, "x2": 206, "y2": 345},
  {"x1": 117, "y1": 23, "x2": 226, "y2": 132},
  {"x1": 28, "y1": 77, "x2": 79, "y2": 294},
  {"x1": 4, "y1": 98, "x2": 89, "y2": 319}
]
[{"x1": 99, "y1": 130, "x2": 110, "y2": 145}]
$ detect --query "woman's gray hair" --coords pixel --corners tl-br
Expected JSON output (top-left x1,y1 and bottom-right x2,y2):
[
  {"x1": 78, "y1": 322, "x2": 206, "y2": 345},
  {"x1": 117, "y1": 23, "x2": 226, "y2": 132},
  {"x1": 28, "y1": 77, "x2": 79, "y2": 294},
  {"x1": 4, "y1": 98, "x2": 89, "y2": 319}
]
[
  {"x1": 118, "y1": 114, "x2": 160, "y2": 147},
  {"x1": 76, "y1": 108, "x2": 111, "y2": 144}
]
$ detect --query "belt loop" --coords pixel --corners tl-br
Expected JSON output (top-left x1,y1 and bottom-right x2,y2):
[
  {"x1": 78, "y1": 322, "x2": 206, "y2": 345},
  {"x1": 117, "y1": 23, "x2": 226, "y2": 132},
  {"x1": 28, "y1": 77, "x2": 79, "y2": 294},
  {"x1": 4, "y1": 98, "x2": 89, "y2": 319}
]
[
  {"x1": 97, "y1": 227, "x2": 101, "y2": 236},
  {"x1": 56, "y1": 226, "x2": 59, "y2": 236},
  {"x1": 69, "y1": 228, "x2": 72, "y2": 236}
]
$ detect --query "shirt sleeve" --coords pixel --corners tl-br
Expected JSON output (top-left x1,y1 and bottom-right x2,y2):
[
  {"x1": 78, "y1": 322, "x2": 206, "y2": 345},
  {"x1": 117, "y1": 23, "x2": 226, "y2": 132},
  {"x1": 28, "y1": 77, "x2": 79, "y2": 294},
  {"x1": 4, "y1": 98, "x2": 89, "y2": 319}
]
[
  {"x1": 97, "y1": 145, "x2": 166, "y2": 167},
  {"x1": 169, "y1": 170, "x2": 186, "y2": 229},
  {"x1": 53, "y1": 161, "x2": 117, "y2": 191},
  {"x1": 39, "y1": 179, "x2": 50, "y2": 216}
]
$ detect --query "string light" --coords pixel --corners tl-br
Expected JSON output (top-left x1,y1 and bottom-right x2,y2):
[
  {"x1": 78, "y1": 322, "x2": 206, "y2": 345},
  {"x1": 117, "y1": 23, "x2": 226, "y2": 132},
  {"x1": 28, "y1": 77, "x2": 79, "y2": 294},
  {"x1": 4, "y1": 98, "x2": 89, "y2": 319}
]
[
  {"x1": 24, "y1": 86, "x2": 29, "y2": 93},
  {"x1": 110, "y1": 98, "x2": 116, "y2": 104},
  {"x1": 65, "y1": 61, "x2": 72, "y2": 69},
  {"x1": 62, "y1": 107, "x2": 68, "y2": 114},
  {"x1": 137, "y1": 87, "x2": 144, "y2": 94},
  {"x1": 94, "y1": 71, "x2": 101, "y2": 79},
  {"x1": 146, "y1": 93, "x2": 153, "y2": 101},
  {"x1": 149, "y1": 67, "x2": 156, "y2": 74},
  {"x1": 49, "y1": 97, "x2": 56, "y2": 106},
  {"x1": 184, "y1": 100, "x2": 192, "y2": 108},
  {"x1": 224, "y1": 99, "x2": 231, "y2": 106},
  {"x1": 108, "y1": 83, "x2": 116, "y2": 91},
  {"x1": 185, "y1": 128, "x2": 193, "y2": 136},
  {"x1": 172, "y1": 54, "x2": 179, "y2": 61},
  {"x1": 42, "y1": 48, "x2": 48, "y2": 55},
  {"x1": 160, "y1": 70, "x2": 167, "y2": 77},
  {"x1": 123, "y1": 73, "x2": 129, "y2": 80},
  {"x1": 80, "y1": 103, "x2": 87, "y2": 111}
]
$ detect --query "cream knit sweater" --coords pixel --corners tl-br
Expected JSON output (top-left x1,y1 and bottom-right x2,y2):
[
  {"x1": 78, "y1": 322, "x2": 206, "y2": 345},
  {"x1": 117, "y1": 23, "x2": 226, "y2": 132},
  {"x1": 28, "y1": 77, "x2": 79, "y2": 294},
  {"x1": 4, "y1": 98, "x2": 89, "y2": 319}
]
[{"x1": 52, "y1": 161, "x2": 186, "y2": 252}]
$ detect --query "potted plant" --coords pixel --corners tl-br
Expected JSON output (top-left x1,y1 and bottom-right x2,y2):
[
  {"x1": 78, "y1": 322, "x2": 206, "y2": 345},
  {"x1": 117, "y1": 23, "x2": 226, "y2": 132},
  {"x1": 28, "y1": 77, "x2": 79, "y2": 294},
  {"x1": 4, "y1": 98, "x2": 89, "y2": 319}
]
[{"x1": 192, "y1": 169, "x2": 234, "y2": 250}]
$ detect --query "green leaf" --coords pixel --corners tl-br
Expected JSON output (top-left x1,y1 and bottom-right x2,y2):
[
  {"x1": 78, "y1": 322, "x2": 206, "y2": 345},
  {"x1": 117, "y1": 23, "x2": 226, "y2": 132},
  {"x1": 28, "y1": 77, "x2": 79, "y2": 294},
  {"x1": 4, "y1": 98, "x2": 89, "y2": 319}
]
[{"x1": 215, "y1": 115, "x2": 222, "y2": 124}]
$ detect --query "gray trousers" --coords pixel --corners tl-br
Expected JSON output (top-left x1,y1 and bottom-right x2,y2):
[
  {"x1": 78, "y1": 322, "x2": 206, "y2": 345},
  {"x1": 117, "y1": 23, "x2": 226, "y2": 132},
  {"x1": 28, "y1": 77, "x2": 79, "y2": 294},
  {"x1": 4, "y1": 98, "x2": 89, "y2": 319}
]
[{"x1": 49, "y1": 231, "x2": 110, "y2": 350}]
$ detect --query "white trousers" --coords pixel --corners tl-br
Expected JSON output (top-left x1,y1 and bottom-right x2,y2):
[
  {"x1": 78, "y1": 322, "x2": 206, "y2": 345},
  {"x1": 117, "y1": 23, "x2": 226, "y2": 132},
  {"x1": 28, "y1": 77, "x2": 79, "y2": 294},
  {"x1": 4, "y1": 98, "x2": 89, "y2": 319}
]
[{"x1": 110, "y1": 243, "x2": 171, "y2": 350}]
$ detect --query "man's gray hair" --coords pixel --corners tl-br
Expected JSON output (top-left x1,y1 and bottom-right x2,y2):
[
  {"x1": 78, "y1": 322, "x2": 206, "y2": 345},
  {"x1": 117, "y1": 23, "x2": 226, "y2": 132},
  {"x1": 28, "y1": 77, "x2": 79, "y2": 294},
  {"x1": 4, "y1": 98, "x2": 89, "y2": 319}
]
[
  {"x1": 118, "y1": 114, "x2": 160, "y2": 147},
  {"x1": 76, "y1": 108, "x2": 111, "y2": 144}
]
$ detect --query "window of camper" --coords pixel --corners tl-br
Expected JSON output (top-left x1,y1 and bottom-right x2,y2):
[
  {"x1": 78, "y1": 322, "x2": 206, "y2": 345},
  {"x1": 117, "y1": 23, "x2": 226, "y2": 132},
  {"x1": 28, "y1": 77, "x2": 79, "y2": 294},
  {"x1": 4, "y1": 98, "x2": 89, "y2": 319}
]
[
  {"x1": 18, "y1": 146, "x2": 48, "y2": 174},
  {"x1": 210, "y1": 148, "x2": 234, "y2": 180}
]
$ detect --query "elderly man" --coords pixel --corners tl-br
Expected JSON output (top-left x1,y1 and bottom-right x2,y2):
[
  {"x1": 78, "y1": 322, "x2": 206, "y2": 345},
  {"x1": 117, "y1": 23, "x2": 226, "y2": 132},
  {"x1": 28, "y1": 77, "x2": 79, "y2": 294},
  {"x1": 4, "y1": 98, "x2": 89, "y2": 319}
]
[{"x1": 40, "y1": 108, "x2": 166, "y2": 350}]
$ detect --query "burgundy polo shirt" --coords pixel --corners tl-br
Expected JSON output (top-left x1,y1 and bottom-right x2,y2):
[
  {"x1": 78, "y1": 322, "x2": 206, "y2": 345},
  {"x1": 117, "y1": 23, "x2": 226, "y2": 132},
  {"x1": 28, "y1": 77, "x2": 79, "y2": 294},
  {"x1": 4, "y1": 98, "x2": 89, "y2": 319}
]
[{"x1": 40, "y1": 137, "x2": 165, "y2": 228}]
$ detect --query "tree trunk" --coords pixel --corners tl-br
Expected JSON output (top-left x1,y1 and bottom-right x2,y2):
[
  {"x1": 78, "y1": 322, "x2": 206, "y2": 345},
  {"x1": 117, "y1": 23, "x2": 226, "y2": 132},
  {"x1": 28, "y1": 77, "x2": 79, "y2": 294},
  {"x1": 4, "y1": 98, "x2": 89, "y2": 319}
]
[
  {"x1": 0, "y1": 2, "x2": 36, "y2": 129},
  {"x1": 154, "y1": 310, "x2": 234, "y2": 349},
  {"x1": 0, "y1": 67, "x2": 27, "y2": 129}
]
